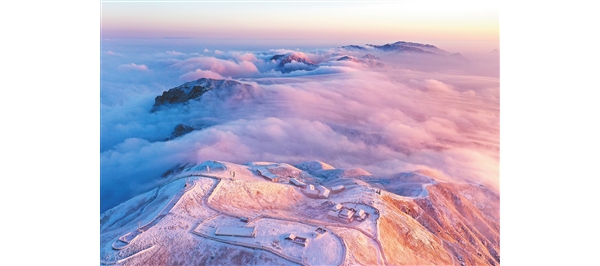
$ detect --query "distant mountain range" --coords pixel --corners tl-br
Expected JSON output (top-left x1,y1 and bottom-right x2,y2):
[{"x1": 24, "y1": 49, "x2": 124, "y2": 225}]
[
  {"x1": 342, "y1": 41, "x2": 449, "y2": 54},
  {"x1": 252, "y1": 41, "x2": 468, "y2": 75}
]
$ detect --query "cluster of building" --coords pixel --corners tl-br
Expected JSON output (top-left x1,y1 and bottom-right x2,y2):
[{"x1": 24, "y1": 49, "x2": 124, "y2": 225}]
[
  {"x1": 304, "y1": 184, "x2": 347, "y2": 198},
  {"x1": 284, "y1": 233, "x2": 309, "y2": 247},
  {"x1": 212, "y1": 223, "x2": 327, "y2": 249},
  {"x1": 284, "y1": 227, "x2": 327, "y2": 247},
  {"x1": 327, "y1": 203, "x2": 368, "y2": 223},
  {"x1": 303, "y1": 184, "x2": 330, "y2": 199},
  {"x1": 256, "y1": 167, "x2": 347, "y2": 201},
  {"x1": 295, "y1": 181, "x2": 345, "y2": 199}
]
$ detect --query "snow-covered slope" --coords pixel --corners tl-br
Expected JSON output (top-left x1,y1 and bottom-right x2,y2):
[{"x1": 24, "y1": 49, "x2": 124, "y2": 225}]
[{"x1": 100, "y1": 159, "x2": 499, "y2": 266}]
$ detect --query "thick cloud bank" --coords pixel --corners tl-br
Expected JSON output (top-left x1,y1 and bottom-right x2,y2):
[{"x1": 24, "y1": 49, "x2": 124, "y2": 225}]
[{"x1": 101, "y1": 39, "x2": 499, "y2": 213}]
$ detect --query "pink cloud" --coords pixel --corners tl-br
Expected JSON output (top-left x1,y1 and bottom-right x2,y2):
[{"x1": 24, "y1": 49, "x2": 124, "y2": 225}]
[
  {"x1": 423, "y1": 79, "x2": 456, "y2": 93},
  {"x1": 102, "y1": 45, "x2": 500, "y2": 212},
  {"x1": 172, "y1": 57, "x2": 259, "y2": 77},
  {"x1": 179, "y1": 69, "x2": 225, "y2": 81},
  {"x1": 238, "y1": 53, "x2": 258, "y2": 62},
  {"x1": 118, "y1": 63, "x2": 149, "y2": 71}
]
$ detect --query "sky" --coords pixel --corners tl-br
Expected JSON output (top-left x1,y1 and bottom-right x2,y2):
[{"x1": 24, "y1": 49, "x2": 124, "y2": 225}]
[{"x1": 101, "y1": 1, "x2": 499, "y2": 53}]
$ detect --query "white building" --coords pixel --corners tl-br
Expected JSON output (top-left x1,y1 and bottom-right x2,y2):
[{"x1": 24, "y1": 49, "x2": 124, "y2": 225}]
[
  {"x1": 317, "y1": 185, "x2": 330, "y2": 199},
  {"x1": 214, "y1": 226, "x2": 256, "y2": 238},
  {"x1": 333, "y1": 203, "x2": 343, "y2": 211},
  {"x1": 289, "y1": 177, "x2": 307, "y2": 188},
  {"x1": 284, "y1": 233, "x2": 309, "y2": 247},
  {"x1": 355, "y1": 209, "x2": 367, "y2": 221},
  {"x1": 331, "y1": 185, "x2": 345, "y2": 193}
]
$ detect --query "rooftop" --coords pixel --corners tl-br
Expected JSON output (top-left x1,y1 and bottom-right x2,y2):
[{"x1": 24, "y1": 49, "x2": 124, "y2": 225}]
[{"x1": 215, "y1": 226, "x2": 256, "y2": 238}]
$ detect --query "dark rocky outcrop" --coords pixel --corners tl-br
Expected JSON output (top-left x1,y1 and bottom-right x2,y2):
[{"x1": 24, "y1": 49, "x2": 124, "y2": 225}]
[
  {"x1": 151, "y1": 78, "x2": 254, "y2": 112},
  {"x1": 361, "y1": 54, "x2": 380, "y2": 60},
  {"x1": 337, "y1": 55, "x2": 361, "y2": 63},
  {"x1": 160, "y1": 162, "x2": 192, "y2": 178},
  {"x1": 167, "y1": 123, "x2": 195, "y2": 140},
  {"x1": 340, "y1": 44, "x2": 366, "y2": 50}
]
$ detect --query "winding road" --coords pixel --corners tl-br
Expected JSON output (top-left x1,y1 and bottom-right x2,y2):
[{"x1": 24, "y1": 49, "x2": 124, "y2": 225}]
[{"x1": 106, "y1": 169, "x2": 386, "y2": 265}]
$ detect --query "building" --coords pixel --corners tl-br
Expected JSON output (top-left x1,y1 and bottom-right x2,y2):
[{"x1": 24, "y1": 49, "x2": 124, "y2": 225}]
[
  {"x1": 328, "y1": 205, "x2": 358, "y2": 223},
  {"x1": 304, "y1": 184, "x2": 319, "y2": 198},
  {"x1": 289, "y1": 177, "x2": 307, "y2": 188},
  {"x1": 214, "y1": 226, "x2": 256, "y2": 238},
  {"x1": 284, "y1": 233, "x2": 309, "y2": 247},
  {"x1": 354, "y1": 209, "x2": 367, "y2": 221},
  {"x1": 315, "y1": 227, "x2": 327, "y2": 235},
  {"x1": 317, "y1": 185, "x2": 330, "y2": 199},
  {"x1": 331, "y1": 185, "x2": 345, "y2": 193},
  {"x1": 257, "y1": 167, "x2": 279, "y2": 182},
  {"x1": 333, "y1": 203, "x2": 343, "y2": 211},
  {"x1": 339, "y1": 209, "x2": 356, "y2": 223}
]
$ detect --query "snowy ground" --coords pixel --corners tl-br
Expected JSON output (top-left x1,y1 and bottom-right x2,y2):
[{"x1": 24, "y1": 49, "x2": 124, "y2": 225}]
[
  {"x1": 100, "y1": 176, "x2": 216, "y2": 263},
  {"x1": 194, "y1": 215, "x2": 344, "y2": 266},
  {"x1": 101, "y1": 160, "x2": 501, "y2": 266}
]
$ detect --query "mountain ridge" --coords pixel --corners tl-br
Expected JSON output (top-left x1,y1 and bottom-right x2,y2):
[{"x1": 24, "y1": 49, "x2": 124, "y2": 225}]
[{"x1": 101, "y1": 159, "x2": 500, "y2": 266}]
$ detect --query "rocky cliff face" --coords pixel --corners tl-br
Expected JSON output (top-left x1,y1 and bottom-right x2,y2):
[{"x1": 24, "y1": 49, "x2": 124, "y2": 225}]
[
  {"x1": 166, "y1": 124, "x2": 195, "y2": 140},
  {"x1": 151, "y1": 78, "x2": 254, "y2": 112}
]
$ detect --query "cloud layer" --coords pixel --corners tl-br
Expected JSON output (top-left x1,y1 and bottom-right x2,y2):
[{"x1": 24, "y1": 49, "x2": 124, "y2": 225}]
[
  {"x1": 100, "y1": 40, "x2": 499, "y2": 213},
  {"x1": 117, "y1": 63, "x2": 149, "y2": 71}
]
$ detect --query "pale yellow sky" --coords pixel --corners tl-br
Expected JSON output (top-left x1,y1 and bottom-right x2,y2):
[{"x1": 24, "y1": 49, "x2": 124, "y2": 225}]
[{"x1": 102, "y1": 1, "x2": 498, "y2": 52}]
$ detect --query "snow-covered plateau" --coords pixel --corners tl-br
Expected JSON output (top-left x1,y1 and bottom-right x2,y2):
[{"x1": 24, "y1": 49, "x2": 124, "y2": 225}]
[{"x1": 100, "y1": 160, "x2": 499, "y2": 266}]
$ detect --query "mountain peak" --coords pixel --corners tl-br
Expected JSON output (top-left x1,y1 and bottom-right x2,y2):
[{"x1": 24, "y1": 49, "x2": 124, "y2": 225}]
[
  {"x1": 269, "y1": 52, "x2": 318, "y2": 73},
  {"x1": 150, "y1": 78, "x2": 251, "y2": 112},
  {"x1": 336, "y1": 54, "x2": 384, "y2": 68}
]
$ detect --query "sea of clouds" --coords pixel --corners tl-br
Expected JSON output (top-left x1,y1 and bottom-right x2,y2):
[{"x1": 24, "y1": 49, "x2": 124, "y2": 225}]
[{"x1": 100, "y1": 39, "x2": 499, "y2": 213}]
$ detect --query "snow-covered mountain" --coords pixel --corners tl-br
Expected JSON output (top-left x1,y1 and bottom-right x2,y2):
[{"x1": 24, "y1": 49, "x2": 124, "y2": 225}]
[
  {"x1": 342, "y1": 41, "x2": 451, "y2": 56},
  {"x1": 336, "y1": 54, "x2": 385, "y2": 68},
  {"x1": 269, "y1": 52, "x2": 318, "y2": 73},
  {"x1": 151, "y1": 78, "x2": 258, "y2": 112},
  {"x1": 101, "y1": 160, "x2": 499, "y2": 266}
]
